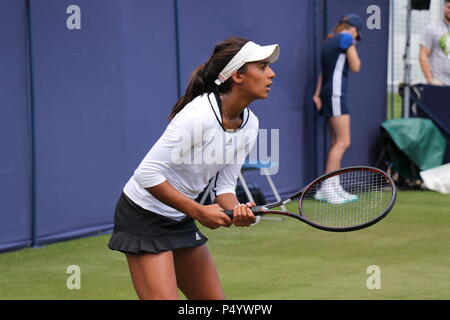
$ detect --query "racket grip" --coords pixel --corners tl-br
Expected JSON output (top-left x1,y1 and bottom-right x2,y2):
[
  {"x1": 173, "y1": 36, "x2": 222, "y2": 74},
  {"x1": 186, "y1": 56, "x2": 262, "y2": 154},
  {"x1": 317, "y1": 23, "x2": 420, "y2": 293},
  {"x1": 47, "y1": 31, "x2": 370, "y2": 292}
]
[
  {"x1": 224, "y1": 210, "x2": 233, "y2": 218},
  {"x1": 224, "y1": 206, "x2": 265, "y2": 218}
]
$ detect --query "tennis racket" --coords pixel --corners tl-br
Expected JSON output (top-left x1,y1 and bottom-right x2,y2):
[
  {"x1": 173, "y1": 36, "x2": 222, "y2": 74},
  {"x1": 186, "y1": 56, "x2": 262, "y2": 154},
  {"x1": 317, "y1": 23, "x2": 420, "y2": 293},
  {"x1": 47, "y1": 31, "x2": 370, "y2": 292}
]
[{"x1": 225, "y1": 166, "x2": 397, "y2": 232}]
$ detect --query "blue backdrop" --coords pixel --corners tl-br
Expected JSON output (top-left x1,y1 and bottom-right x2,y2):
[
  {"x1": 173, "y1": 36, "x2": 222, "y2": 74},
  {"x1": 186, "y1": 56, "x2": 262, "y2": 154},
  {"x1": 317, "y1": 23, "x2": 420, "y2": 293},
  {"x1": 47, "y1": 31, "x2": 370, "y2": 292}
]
[
  {"x1": 0, "y1": 0, "x2": 32, "y2": 252},
  {"x1": 0, "y1": 0, "x2": 390, "y2": 252}
]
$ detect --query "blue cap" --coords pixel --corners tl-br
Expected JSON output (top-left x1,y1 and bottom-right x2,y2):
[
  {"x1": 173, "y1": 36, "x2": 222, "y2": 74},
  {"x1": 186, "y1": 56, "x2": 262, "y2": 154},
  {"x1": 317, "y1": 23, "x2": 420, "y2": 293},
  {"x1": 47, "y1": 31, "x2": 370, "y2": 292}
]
[{"x1": 340, "y1": 13, "x2": 363, "y2": 40}]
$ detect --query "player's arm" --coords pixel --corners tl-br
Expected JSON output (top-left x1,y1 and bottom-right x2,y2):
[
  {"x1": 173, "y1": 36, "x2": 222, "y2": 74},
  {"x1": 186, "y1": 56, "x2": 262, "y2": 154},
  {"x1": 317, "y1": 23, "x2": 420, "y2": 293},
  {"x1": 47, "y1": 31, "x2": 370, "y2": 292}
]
[
  {"x1": 133, "y1": 111, "x2": 231, "y2": 229},
  {"x1": 214, "y1": 192, "x2": 256, "y2": 217},
  {"x1": 214, "y1": 193, "x2": 240, "y2": 210},
  {"x1": 145, "y1": 182, "x2": 231, "y2": 229},
  {"x1": 215, "y1": 193, "x2": 256, "y2": 227},
  {"x1": 212, "y1": 162, "x2": 256, "y2": 227}
]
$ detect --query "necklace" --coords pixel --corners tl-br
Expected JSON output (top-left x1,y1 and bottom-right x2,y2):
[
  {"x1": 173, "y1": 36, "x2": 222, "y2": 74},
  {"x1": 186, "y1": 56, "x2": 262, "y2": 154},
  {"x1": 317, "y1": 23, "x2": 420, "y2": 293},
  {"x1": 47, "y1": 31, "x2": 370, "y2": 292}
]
[
  {"x1": 222, "y1": 112, "x2": 241, "y2": 123},
  {"x1": 219, "y1": 94, "x2": 241, "y2": 123}
]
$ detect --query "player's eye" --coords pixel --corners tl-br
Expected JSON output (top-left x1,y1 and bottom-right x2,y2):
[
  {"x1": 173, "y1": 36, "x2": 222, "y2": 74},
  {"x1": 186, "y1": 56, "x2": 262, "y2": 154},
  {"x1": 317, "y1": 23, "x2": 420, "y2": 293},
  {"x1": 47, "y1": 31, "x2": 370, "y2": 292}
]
[{"x1": 259, "y1": 62, "x2": 269, "y2": 70}]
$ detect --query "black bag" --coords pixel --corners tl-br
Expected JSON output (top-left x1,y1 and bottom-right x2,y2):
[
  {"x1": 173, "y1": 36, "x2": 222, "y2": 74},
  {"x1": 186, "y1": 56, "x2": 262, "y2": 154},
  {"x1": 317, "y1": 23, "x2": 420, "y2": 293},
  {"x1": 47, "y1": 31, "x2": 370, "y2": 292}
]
[{"x1": 235, "y1": 182, "x2": 266, "y2": 205}]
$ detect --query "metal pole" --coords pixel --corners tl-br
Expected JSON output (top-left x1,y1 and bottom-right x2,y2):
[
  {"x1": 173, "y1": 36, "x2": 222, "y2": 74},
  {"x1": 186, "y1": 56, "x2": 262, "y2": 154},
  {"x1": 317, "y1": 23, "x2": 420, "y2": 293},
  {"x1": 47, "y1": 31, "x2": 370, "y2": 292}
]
[
  {"x1": 25, "y1": 0, "x2": 39, "y2": 248},
  {"x1": 403, "y1": 0, "x2": 412, "y2": 118},
  {"x1": 237, "y1": 173, "x2": 255, "y2": 204},
  {"x1": 261, "y1": 168, "x2": 286, "y2": 211},
  {"x1": 390, "y1": 0, "x2": 395, "y2": 119}
]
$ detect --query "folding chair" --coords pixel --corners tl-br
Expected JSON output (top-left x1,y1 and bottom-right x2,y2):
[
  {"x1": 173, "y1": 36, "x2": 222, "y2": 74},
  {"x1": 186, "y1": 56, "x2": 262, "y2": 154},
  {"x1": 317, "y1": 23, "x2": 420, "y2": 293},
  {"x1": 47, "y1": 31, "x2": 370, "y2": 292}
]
[{"x1": 239, "y1": 162, "x2": 286, "y2": 211}]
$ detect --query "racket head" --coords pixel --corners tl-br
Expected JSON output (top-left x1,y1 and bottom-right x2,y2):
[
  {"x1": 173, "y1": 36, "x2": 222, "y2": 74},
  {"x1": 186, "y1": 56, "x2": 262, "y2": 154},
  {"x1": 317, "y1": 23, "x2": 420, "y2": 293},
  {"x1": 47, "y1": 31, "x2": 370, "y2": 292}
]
[{"x1": 298, "y1": 166, "x2": 397, "y2": 232}]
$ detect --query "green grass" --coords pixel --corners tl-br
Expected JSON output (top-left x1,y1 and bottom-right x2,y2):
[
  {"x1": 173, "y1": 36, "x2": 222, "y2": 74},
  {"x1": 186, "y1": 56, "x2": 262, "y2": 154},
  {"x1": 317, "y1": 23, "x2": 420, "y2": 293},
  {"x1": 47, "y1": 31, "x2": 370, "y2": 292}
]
[
  {"x1": 387, "y1": 92, "x2": 403, "y2": 119},
  {"x1": 1, "y1": 191, "x2": 449, "y2": 300}
]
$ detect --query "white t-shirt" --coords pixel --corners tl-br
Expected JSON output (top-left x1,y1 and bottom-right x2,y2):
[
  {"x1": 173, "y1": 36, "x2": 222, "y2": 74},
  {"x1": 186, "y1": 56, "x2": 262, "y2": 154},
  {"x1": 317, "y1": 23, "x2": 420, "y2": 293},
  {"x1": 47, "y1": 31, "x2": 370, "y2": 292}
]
[
  {"x1": 420, "y1": 20, "x2": 450, "y2": 85},
  {"x1": 123, "y1": 92, "x2": 259, "y2": 220}
]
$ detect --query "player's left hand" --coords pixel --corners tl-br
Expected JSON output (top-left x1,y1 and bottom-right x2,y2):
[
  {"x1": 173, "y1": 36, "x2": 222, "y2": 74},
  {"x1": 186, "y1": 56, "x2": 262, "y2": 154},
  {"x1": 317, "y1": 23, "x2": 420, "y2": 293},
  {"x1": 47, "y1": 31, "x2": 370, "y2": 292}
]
[{"x1": 232, "y1": 202, "x2": 256, "y2": 227}]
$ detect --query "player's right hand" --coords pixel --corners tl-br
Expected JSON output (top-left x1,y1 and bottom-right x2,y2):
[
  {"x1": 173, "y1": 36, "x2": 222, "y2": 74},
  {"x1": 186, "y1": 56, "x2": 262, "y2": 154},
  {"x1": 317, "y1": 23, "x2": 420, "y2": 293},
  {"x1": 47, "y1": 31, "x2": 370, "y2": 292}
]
[{"x1": 195, "y1": 204, "x2": 232, "y2": 230}]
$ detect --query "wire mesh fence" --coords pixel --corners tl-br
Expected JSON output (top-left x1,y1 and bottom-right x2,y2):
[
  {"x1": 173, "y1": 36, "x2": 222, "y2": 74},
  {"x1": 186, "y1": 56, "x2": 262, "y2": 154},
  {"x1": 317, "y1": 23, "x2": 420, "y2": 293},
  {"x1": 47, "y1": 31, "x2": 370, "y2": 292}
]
[{"x1": 388, "y1": 0, "x2": 445, "y2": 118}]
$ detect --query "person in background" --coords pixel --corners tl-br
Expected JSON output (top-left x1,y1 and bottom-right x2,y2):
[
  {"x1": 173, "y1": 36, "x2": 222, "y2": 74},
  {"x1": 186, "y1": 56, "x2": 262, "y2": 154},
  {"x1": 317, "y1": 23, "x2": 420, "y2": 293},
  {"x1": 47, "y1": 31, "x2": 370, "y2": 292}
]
[
  {"x1": 419, "y1": 0, "x2": 450, "y2": 86},
  {"x1": 312, "y1": 14, "x2": 362, "y2": 204}
]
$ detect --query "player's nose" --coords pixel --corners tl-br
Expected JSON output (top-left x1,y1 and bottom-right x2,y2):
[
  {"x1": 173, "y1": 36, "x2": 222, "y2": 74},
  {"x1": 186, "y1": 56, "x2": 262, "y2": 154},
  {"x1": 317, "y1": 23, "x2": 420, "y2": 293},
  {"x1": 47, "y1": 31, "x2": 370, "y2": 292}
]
[{"x1": 267, "y1": 66, "x2": 276, "y2": 79}]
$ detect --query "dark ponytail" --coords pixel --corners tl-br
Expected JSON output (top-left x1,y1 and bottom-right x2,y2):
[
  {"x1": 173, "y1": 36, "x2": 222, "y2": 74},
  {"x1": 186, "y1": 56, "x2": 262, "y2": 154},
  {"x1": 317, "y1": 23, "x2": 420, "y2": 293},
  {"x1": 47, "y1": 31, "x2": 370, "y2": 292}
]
[{"x1": 168, "y1": 37, "x2": 249, "y2": 121}]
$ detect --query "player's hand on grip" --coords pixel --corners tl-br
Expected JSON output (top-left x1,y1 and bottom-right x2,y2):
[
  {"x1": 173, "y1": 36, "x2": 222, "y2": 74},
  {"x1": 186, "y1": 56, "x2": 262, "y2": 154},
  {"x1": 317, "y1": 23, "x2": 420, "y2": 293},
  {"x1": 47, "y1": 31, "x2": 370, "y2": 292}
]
[
  {"x1": 232, "y1": 202, "x2": 256, "y2": 227},
  {"x1": 196, "y1": 204, "x2": 232, "y2": 230}
]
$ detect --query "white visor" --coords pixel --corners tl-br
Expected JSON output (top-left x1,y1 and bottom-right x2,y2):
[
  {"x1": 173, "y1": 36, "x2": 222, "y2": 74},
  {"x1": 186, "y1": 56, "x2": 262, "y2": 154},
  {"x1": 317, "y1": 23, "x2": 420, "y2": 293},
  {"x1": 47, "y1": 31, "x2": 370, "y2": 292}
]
[{"x1": 214, "y1": 41, "x2": 280, "y2": 86}]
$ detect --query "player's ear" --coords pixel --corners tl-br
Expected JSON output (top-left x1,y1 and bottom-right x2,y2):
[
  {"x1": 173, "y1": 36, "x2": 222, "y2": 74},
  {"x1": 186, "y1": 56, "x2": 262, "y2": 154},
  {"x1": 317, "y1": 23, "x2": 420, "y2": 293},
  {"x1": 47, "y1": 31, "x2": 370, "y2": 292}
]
[{"x1": 230, "y1": 71, "x2": 245, "y2": 84}]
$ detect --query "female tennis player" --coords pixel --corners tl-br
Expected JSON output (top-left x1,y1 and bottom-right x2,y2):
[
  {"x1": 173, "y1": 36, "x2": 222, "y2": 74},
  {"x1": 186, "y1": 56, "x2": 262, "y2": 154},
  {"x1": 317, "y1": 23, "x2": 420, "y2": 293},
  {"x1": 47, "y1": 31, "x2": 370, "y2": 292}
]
[
  {"x1": 108, "y1": 37, "x2": 279, "y2": 299},
  {"x1": 312, "y1": 14, "x2": 362, "y2": 205}
]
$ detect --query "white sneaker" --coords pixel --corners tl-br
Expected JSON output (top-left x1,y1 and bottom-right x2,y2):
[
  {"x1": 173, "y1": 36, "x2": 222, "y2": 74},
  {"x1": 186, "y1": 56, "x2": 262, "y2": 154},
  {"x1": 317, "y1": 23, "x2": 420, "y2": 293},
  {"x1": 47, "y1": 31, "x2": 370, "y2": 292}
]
[
  {"x1": 335, "y1": 185, "x2": 358, "y2": 202},
  {"x1": 314, "y1": 187, "x2": 348, "y2": 205},
  {"x1": 314, "y1": 188, "x2": 327, "y2": 201},
  {"x1": 314, "y1": 177, "x2": 336, "y2": 201}
]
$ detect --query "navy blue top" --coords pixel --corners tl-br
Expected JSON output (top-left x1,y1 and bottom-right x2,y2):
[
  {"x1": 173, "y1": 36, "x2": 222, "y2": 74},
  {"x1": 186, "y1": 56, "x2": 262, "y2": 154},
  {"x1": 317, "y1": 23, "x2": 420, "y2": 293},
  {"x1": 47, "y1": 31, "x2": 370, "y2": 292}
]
[{"x1": 320, "y1": 33, "x2": 354, "y2": 98}]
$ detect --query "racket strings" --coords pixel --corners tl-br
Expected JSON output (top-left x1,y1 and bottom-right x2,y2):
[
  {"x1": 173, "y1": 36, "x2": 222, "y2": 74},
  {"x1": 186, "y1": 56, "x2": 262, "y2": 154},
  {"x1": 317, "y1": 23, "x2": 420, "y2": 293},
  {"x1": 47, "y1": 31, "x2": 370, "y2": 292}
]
[{"x1": 300, "y1": 170, "x2": 393, "y2": 228}]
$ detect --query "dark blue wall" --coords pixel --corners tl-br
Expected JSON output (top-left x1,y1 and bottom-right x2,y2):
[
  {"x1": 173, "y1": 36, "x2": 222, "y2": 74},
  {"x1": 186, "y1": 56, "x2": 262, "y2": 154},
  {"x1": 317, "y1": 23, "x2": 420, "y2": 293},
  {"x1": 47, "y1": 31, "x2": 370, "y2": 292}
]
[
  {"x1": 0, "y1": 0, "x2": 32, "y2": 251},
  {"x1": 0, "y1": 0, "x2": 390, "y2": 252},
  {"x1": 27, "y1": 0, "x2": 179, "y2": 246}
]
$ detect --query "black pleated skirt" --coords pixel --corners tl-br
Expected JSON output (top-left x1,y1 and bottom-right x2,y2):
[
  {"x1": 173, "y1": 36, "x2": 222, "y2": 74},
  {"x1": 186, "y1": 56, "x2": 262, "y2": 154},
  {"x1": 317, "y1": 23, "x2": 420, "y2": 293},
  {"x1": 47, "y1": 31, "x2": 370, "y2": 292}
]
[{"x1": 107, "y1": 193, "x2": 208, "y2": 254}]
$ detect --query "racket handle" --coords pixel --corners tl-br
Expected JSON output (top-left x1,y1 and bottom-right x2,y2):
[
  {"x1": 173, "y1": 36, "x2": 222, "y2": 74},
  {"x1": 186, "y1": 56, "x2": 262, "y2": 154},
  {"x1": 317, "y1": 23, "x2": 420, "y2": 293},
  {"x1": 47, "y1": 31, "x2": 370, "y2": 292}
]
[{"x1": 224, "y1": 206, "x2": 265, "y2": 218}]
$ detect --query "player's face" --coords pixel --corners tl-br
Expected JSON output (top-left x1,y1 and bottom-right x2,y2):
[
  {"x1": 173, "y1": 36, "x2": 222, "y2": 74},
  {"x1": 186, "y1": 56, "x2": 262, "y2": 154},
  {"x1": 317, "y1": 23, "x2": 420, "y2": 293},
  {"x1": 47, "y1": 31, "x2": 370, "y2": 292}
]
[
  {"x1": 239, "y1": 59, "x2": 276, "y2": 100},
  {"x1": 445, "y1": 3, "x2": 450, "y2": 22}
]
